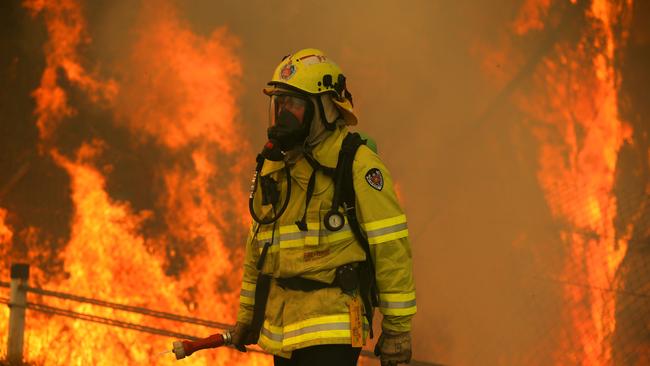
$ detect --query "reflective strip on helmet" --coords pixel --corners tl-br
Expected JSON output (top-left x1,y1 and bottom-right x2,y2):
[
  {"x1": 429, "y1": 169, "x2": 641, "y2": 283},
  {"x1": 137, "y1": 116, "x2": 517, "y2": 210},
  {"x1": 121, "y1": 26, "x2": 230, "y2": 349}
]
[
  {"x1": 239, "y1": 281, "x2": 256, "y2": 306},
  {"x1": 255, "y1": 223, "x2": 354, "y2": 253},
  {"x1": 361, "y1": 215, "x2": 409, "y2": 244},
  {"x1": 379, "y1": 292, "x2": 417, "y2": 316}
]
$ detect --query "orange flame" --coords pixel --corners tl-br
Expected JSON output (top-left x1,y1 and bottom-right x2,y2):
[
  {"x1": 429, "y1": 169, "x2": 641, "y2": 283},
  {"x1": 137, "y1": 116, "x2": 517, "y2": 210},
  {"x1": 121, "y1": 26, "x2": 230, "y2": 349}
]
[
  {"x1": 513, "y1": 0, "x2": 633, "y2": 365},
  {"x1": 0, "y1": 208, "x2": 12, "y2": 358},
  {"x1": 112, "y1": 0, "x2": 251, "y2": 320},
  {"x1": 0, "y1": 208, "x2": 12, "y2": 250},
  {"x1": 23, "y1": 0, "x2": 117, "y2": 145},
  {"x1": 0, "y1": 0, "x2": 266, "y2": 364},
  {"x1": 513, "y1": 0, "x2": 552, "y2": 35},
  {"x1": 114, "y1": 0, "x2": 242, "y2": 153}
]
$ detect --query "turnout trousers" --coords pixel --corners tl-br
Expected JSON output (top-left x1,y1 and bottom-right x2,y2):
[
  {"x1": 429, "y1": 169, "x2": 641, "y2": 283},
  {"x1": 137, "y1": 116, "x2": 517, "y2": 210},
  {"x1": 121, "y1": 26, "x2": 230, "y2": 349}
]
[{"x1": 273, "y1": 345, "x2": 362, "y2": 366}]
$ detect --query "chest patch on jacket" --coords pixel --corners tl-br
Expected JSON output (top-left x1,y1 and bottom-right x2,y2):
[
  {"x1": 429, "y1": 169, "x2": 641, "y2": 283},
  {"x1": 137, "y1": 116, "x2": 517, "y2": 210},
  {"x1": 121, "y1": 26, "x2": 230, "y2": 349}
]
[{"x1": 365, "y1": 168, "x2": 384, "y2": 191}]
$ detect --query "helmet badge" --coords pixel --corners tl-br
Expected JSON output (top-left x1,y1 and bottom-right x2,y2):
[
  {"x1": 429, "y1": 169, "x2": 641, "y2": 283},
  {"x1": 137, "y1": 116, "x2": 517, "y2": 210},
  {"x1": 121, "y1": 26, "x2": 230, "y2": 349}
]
[{"x1": 280, "y1": 63, "x2": 296, "y2": 80}]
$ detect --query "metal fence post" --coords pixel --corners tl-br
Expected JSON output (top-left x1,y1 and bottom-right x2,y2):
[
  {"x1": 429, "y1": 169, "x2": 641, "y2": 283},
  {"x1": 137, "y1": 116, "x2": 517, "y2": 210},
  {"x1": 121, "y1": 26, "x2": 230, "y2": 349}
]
[{"x1": 8, "y1": 263, "x2": 29, "y2": 365}]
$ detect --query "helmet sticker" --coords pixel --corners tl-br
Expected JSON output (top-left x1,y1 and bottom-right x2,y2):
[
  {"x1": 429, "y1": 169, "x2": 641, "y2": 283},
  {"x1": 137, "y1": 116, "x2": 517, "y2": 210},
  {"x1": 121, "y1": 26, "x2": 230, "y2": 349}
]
[
  {"x1": 365, "y1": 168, "x2": 384, "y2": 191},
  {"x1": 299, "y1": 54, "x2": 327, "y2": 66},
  {"x1": 280, "y1": 63, "x2": 296, "y2": 80}
]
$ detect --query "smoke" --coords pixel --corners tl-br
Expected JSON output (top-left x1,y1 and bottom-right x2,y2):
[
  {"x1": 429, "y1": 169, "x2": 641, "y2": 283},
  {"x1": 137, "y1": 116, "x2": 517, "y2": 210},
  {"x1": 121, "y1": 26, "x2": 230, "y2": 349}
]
[
  {"x1": 177, "y1": 1, "x2": 563, "y2": 364},
  {"x1": 1, "y1": 1, "x2": 648, "y2": 365}
]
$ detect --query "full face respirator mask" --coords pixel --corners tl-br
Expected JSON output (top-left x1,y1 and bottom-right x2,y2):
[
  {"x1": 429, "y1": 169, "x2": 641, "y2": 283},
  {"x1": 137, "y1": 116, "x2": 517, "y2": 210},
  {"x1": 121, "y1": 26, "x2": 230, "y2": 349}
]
[
  {"x1": 250, "y1": 92, "x2": 315, "y2": 225},
  {"x1": 261, "y1": 92, "x2": 315, "y2": 161}
]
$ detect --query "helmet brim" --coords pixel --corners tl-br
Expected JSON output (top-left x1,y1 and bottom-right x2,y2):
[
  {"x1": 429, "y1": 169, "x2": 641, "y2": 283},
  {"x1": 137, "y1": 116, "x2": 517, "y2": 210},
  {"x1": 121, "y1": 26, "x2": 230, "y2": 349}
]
[{"x1": 333, "y1": 98, "x2": 358, "y2": 126}]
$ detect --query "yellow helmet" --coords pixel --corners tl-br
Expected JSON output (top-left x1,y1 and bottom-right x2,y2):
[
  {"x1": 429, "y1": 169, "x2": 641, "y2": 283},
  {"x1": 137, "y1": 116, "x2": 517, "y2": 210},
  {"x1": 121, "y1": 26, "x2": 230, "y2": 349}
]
[{"x1": 264, "y1": 48, "x2": 357, "y2": 126}]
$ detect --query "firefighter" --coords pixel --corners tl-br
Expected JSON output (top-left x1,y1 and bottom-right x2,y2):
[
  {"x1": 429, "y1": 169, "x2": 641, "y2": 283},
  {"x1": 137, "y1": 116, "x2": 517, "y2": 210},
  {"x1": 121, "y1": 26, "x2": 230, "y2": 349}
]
[{"x1": 231, "y1": 48, "x2": 416, "y2": 366}]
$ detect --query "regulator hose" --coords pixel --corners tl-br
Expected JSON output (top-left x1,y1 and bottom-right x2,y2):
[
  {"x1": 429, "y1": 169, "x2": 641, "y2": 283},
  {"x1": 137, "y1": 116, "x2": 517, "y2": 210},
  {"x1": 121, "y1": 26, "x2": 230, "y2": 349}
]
[{"x1": 248, "y1": 154, "x2": 291, "y2": 225}]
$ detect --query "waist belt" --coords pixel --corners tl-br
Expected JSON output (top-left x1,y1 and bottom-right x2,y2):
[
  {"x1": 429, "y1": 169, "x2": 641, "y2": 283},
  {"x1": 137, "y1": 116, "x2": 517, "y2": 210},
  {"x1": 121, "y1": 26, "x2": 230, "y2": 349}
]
[
  {"x1": 276, "y1": 277, "x2": 338, "y2": 291},
  {"x1": 276, "y1": 263, "x2": 360, "y2": 293}
]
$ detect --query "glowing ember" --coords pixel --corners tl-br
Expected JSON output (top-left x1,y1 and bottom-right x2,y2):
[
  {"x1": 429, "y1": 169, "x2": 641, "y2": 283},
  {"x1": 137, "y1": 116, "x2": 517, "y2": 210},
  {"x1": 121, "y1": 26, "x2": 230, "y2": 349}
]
[{"x1": 512, "y1": 0, "x2": 634, "y2": 365}]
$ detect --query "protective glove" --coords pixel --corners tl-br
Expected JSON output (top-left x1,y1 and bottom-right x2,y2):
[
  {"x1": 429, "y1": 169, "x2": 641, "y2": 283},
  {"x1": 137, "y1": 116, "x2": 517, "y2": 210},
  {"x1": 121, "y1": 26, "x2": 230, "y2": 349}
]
[
  {"x1": 373, "y1": 328, "x2": 412, "y2": 366},
  {"x1": 229, "y1": 322, "x2": 257, "y2": 352}
]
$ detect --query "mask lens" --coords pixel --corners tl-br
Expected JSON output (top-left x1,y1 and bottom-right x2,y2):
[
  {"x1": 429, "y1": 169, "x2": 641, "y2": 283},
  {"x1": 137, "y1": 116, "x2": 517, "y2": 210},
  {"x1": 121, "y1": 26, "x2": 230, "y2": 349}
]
[{"x1": 269, "y1": 94, "x2": 308, "y2": 127}]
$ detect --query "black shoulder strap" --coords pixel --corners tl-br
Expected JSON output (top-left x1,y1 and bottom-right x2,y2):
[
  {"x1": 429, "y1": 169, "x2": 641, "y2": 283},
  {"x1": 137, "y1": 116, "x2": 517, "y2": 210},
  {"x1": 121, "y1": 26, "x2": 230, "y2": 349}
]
[
  {"x1": 337, "y1": 133, "x2": 377, "y2": 288},
  {"x1": 337, "y1": 132, "x2": 365, "y2": 207},
  {"x1": 334, "y1": 132, "x2": 379, "y2": 338}
]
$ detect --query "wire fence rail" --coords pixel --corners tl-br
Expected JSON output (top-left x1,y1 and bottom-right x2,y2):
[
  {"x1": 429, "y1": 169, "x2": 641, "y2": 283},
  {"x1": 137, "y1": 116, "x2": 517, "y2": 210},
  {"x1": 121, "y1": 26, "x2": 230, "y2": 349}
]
[
  {"x1": 0, "y1": 281, "x2": 231, "y2": 330},
  {"x1": 0, "y1": 280, "x2": 443, "y2": 366},
  {"x1": 0, "y1": 296, "x2": 198, "y2": 342}
]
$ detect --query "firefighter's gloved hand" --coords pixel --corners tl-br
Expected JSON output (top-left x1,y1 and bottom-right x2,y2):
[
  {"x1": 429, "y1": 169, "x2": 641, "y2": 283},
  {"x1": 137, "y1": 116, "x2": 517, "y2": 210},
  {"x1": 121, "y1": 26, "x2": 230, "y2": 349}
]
[
  {"x1": 374, "y1": 329, "x2": 412, "y2": 366},
  {"x1": 230, "y1": 322, "x2": 256, "y2": 352}
]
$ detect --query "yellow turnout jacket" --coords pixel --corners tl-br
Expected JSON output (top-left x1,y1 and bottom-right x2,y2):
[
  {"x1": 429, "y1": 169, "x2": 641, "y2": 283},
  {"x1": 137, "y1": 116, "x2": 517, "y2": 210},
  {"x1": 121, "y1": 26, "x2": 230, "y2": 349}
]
[{"x1": 237, "y1": 126, "x2": 416, "y2": 356}]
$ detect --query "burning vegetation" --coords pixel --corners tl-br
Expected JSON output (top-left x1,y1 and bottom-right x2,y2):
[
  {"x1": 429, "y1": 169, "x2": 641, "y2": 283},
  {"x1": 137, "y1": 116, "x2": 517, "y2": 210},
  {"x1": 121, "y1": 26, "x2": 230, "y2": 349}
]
[
  {"x1": 1, "y1": 0, "x2": 259, "y2": 365},
  {"x1": 514, "y1": 0, "x2": 633, "y2": 364},
  {"x1": 480, "y1": 0, "x2": 649, "y2": 364}
]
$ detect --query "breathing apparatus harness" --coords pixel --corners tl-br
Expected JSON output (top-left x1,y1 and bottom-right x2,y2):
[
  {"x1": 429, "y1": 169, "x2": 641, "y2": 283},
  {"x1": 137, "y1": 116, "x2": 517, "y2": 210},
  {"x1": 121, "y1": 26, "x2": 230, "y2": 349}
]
[
  {"x1": 248, "y1": 143, "x2": 291, "y2": 225},
  {"x1": 246, "y1": 128, "x2": 380, "y2": 341},
  {"x1": 248, "y1": 87, "x2": 343, "y2": 228}
]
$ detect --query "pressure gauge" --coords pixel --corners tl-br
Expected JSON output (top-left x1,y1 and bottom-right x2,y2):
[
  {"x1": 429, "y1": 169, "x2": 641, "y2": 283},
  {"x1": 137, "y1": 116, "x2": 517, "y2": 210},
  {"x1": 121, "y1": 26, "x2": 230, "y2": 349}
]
[{"x1": 324, "y1": 210, "x2": 345, "y2": 231}]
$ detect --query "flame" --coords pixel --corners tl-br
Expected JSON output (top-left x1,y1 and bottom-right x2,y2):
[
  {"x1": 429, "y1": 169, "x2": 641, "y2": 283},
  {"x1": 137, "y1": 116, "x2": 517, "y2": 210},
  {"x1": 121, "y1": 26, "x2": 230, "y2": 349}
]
[
  {"x1": 0, "y1": 0, "x2": 266, "y2": 364},
  {"x1": 112, "y1": 0, "x2": 251, "y2": 321},
  {"x1": 23, "y1": 0, "x2": 117, "y2": 145},
  {"x1": 114, "y1": 0, "x2": 242, "y2": 153},
  {"x1": 512, "y1": 0, "x2": 633, "y2": 365},
  {"x1": 513, "y1": 0, "x2": 552, "y2": 35},
  {"x1": 0, "y1": 208, "x2": 12, "y2": 359},
  {"x1": 0, "y1": 208, "x2": 12, "y2": 250}
]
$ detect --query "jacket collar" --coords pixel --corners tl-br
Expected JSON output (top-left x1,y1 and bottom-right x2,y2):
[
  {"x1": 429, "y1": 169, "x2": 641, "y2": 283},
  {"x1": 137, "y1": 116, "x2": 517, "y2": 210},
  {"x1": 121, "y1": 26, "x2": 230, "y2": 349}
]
[{"x1": 260, "y1": 126, "x2": 348, "y2": 177}]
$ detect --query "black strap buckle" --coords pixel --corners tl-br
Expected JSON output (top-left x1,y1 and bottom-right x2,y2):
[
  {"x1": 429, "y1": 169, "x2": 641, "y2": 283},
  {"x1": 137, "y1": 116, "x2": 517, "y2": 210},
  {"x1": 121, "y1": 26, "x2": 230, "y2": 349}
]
[{"x1": 335, "y1": 263, "x2": 359, "y2": 295}]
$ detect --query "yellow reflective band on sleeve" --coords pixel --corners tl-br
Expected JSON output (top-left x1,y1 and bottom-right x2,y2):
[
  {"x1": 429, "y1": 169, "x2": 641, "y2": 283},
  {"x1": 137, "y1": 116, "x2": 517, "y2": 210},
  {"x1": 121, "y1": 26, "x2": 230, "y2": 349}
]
[
  {"x1": 361, "y1": 214, "x2": 406, "y2": 231},
  {"x1": 239, "y1": 281, "x2": 256, "y2": 306},
  {"x1": 362, "y1": 215, "x2": 409, "y2": 244},
  {"x1": 380, "y1": 292, "x2": 416, "y2": 302},
  {"x1": 379, "y1": 292, "x2": 417, "y2": 316},
  {"x1": 367, "y1": 228, "x2": 409, "y2": 245}
]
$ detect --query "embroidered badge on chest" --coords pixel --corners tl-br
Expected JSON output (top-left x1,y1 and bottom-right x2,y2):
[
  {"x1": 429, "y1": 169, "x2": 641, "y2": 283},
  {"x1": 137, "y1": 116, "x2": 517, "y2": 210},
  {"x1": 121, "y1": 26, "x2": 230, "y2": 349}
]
[{"x1": 365, "y1": 168, "x2": 384, "y2": 191}]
